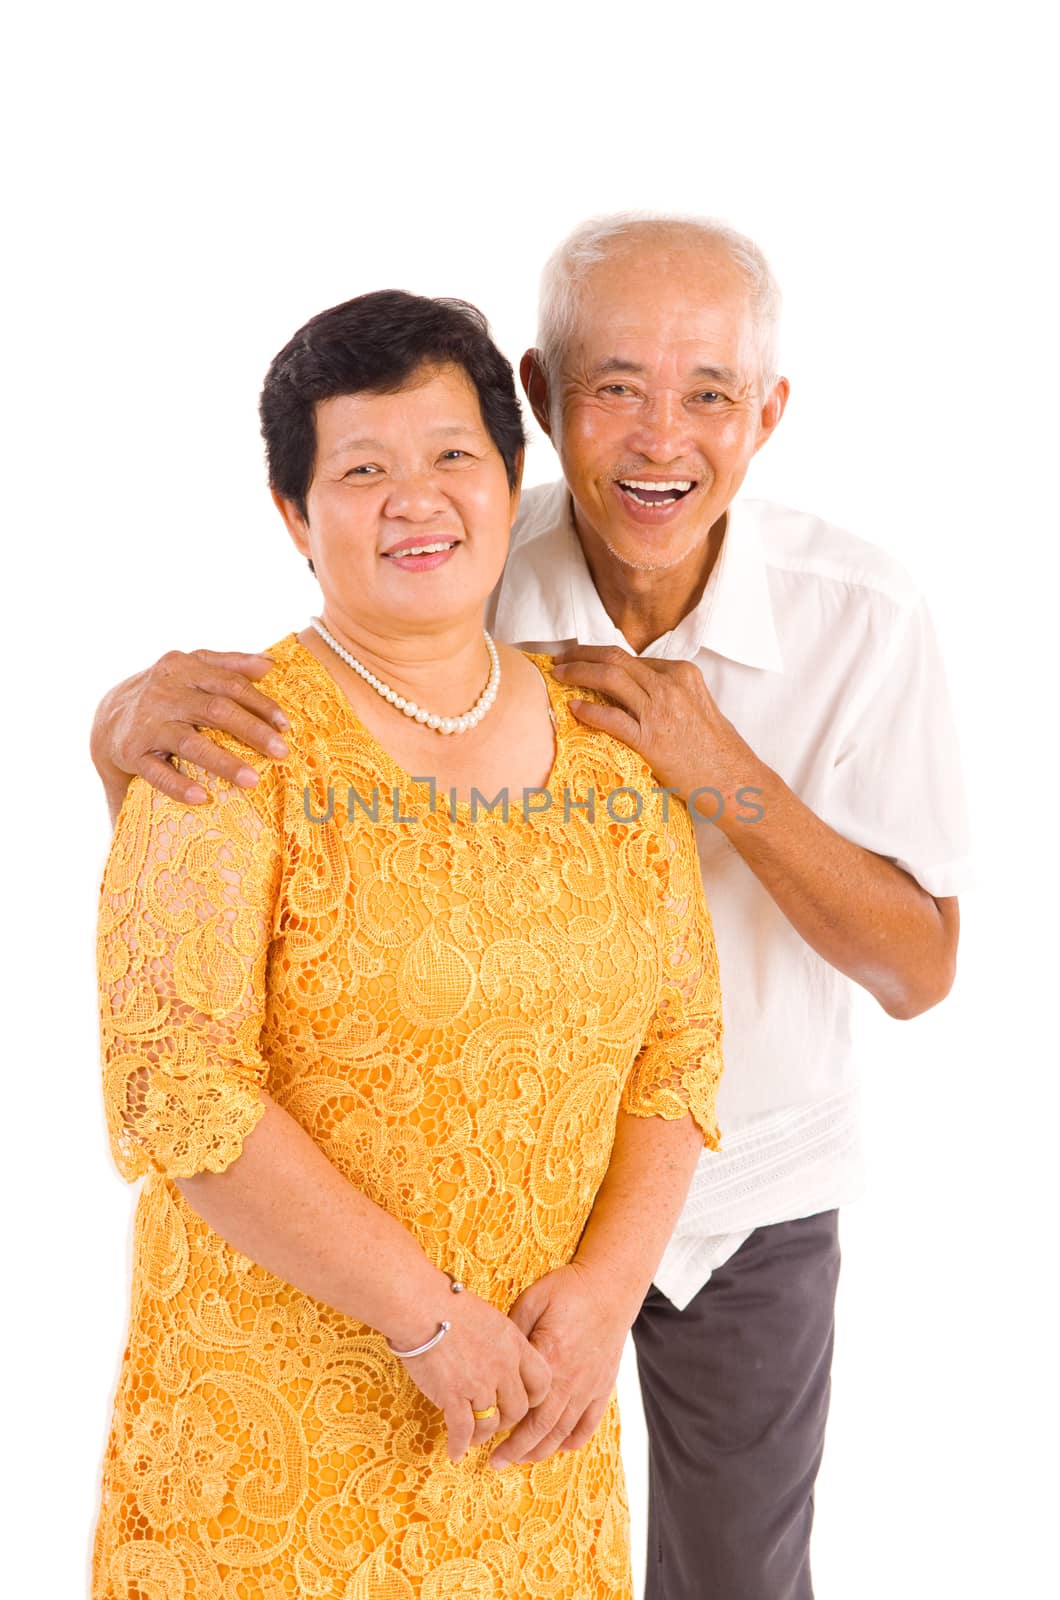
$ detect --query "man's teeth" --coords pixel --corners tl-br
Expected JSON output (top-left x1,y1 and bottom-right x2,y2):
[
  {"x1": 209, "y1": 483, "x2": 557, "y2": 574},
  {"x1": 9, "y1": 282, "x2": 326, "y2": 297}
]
[
  {"x1": 622, "y1": 480, "x2": 693, "y2": 491},
  {"x1": 618, "y1": 479, "x2": 694, "y2": 504},
  {"x1": 386, "y1": 542, "x2": 457, "y2": 557}
]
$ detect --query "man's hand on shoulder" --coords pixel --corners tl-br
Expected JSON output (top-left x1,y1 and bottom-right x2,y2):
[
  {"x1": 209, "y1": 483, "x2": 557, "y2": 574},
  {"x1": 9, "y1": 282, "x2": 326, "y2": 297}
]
[{"x1": 90, "y1": 648, "x2": 291, "y2": 825}]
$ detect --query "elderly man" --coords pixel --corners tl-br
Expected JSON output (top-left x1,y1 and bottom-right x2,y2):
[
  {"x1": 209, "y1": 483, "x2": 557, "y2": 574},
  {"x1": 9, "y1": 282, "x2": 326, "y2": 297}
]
[{"x1": 90, "y1": 214, "x2": 971, "y2": 1599}]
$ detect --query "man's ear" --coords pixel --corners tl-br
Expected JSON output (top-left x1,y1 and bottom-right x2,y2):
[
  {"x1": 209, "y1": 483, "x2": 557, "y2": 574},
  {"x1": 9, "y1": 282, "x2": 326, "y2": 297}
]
[
  {"x1": 519, "y1": 349, "x2": 555, "y2": 439},
  {"x1": 753, "y1": 376, "x2": 790, "y2": 456},
  {"x1": 271, "y1": 489, "x2": 315, "y2": 571}
]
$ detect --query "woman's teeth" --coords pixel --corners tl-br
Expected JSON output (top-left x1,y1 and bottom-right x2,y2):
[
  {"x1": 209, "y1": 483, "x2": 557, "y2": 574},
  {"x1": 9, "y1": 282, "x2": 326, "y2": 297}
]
[
  {"x1": 618, "y1": 480, "x2": 694, "y2": 505},
  {"x1": 384, "y1": 542, "x2": 457, "y2": 557}
]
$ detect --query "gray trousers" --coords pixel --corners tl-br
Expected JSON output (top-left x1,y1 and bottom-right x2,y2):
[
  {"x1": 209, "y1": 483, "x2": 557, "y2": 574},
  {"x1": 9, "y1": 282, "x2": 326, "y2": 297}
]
[{"x1": 630, "y1": 1210, "x2": 841, "y2": 1600}]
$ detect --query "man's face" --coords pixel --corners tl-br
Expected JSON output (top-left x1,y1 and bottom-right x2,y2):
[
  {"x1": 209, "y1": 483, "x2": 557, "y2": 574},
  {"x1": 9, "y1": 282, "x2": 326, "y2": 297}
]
[{"x1": 536, "y1": 242, "x2": 786, "y2": 573}]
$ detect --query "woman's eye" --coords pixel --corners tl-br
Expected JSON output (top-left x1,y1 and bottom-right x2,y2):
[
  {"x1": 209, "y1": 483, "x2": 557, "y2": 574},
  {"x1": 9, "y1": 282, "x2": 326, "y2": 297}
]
[
  {"x1": 439, "y1": 449, "x2": 469, "y2": 461},
  {"x1": 345, "y1": 464, "x2": 379, "y2": 477}
]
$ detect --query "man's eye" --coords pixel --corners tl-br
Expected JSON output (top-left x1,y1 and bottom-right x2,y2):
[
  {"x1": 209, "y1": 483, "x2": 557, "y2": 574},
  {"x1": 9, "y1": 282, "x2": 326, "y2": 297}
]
[
  {"x1": 345, "y1": 464, "x2": 379, "y2": 477},
  {"x1": 439, "y1": 449, "x2": 469, "y2": 461},
  {"x1": 602, "y1": 384, "x2": 635, "y2": 397},
  {"x1": 694, "y1": 391, "x2": 724, "y2": 404}
]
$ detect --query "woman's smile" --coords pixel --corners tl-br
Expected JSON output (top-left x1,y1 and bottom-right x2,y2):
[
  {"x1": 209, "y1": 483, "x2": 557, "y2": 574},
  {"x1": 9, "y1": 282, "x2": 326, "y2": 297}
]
[{"x1": 381, "y1": 537, "x2": 462, "y2": 572}]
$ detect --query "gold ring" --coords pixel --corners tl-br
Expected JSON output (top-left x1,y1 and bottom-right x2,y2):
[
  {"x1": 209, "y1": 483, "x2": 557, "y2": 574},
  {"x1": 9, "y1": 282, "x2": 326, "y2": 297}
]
[{"x1": 472, "y1": 1404, "x2": 498, "y2": 1420}]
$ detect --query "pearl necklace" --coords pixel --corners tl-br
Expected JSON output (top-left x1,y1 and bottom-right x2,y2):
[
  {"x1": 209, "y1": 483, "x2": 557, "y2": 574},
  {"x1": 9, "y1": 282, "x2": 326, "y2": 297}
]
[{"x1": 309, "y1": 616, "x2": 501, "y2": 735}]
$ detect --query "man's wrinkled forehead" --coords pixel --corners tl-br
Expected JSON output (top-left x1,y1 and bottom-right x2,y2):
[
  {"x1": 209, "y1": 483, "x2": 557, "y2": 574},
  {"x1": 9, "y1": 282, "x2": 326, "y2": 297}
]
[
  {"x1": 563, "y1": 241, "x2": 757, "y2": 368},
  {"x1": 565, "y1": 294, "x2": 759, "y2": 386}
]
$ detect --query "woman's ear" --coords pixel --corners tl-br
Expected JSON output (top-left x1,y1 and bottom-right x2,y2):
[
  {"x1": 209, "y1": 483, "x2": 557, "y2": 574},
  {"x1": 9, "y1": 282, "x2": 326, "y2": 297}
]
[{"x1": 271, "y1": 489, "x2": 315, "y2": 571}]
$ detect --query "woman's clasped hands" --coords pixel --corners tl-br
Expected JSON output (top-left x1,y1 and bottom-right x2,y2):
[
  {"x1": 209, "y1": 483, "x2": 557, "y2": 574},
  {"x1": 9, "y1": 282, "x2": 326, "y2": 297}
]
[
  {"x1": 390, "y1": 1283, "x2": 552, "y2": 1464},
  {"x1": 393, "y1": 1263, "x2": 626, "y2": 1470}
]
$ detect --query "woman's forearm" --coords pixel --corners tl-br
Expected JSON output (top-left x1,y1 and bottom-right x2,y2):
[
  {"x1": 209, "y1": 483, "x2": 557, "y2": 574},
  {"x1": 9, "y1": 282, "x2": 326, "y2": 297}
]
[
  {"x1": 572, "y1": 1108, "x2": 704, "y2": 1324},
  {"x1": 175, "y1": 1090, "x2": 453, "y2": 1352}
]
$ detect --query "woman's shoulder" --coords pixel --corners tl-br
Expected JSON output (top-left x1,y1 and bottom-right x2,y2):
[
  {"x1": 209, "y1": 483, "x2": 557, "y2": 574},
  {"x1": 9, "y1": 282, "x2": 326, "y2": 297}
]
[
  {"x1": 263, "y1": 630, "x2": 439, "y2": 817},
  {"x1": 515, "y1": 649, "x2": 669, "y2": 812},
  {"x1": 515, "y1": 647, "x2": 615, "y2": 740},
  {"x1": 252, "y1": 630, "x2": 324, "y2": 725},
  {"x1": 514, "y1": 647, "x2": 609, "y2": 713},
  {"x1": 206, "y1": 631, "x2": 366, "y2": 760},
  {"x1": 166, "y1": 632, "x2": 305, "y2": 781},
  {"x1": 166, "y1": 632, "x2": 369, "y2": 822}
]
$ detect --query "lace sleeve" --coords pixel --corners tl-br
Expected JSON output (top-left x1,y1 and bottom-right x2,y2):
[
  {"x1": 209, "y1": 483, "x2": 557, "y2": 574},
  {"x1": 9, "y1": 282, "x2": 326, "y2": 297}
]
[
  {"x1": 620, "y1": 807, "x2": 724, "y2": 1149},
  {"x1": 97, "y1": 765, "x2": 281, "y2": 1183}
]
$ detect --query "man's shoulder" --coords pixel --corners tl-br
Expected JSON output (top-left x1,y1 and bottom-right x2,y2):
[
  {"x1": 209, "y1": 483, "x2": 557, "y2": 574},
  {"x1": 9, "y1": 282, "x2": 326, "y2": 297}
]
[
  {"x1": 511, "y1": 479, "x2": 568, "y2": 549},
  {"x1": 742, "y1": 497, "x2": 923, "y2": 612},
  {"x1": 488, "y1": 481, "x2": 574, "y2": 642}
]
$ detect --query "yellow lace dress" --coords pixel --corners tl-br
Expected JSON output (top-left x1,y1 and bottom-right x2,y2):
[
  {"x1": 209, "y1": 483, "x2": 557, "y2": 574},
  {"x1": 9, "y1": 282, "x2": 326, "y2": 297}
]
[{"x1": 92, "y1": 634, "x2": 723, "y2": 1600}]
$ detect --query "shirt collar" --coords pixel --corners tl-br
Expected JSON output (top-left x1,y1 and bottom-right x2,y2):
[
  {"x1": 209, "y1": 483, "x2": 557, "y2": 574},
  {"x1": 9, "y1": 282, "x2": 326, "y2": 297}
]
[{"x1": 492, "y1": 480, "x2": 784, "y2": 672}]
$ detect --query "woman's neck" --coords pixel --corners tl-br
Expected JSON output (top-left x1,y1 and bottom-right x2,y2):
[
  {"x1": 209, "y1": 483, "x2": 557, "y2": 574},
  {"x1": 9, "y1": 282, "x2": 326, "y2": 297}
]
[{"x1": 300, "y1": 609, "x2": 493, "y2": 719}]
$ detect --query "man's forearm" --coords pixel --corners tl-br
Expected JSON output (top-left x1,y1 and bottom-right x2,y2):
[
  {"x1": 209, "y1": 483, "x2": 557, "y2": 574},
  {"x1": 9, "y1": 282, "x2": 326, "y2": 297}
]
[
  {"x1": 572, "y1": 1108, "x2": 704, "y2": 1325},
  {"x1": 551, "y1": 649, "x2": 959, "y2": 1020},
  {"x1": 710, "y1": 757, "x2": 957, "y2": 1018},
  {"x1": 175, "y1": 1090, "x2": 452, "y2": 1352}
]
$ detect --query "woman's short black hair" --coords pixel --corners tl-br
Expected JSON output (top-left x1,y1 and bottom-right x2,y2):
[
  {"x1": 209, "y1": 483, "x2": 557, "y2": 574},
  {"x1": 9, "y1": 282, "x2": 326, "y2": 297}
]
[{"x1": 260, "y1": 289, "x2": 526, "y2": 520}]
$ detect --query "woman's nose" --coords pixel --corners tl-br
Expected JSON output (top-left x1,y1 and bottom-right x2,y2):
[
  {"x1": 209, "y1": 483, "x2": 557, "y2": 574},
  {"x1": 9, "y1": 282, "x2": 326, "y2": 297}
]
[{"x1": 383, "y1": 474, "x2": 450, "y2": 521}]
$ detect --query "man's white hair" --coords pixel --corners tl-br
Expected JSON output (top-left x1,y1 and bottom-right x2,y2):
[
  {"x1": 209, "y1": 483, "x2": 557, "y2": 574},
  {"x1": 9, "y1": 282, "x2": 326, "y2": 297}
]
[{"x1": 536, "y1": 211, "x2": 782, "y2": 392}]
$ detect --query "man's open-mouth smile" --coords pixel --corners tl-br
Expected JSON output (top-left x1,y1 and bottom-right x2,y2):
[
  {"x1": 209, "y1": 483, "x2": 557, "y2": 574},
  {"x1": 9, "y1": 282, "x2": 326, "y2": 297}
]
[
  {"x1": 617, "y1": 478, "x2": 695, "y2": 505},
  {"x1": 612, "y1": 477, "x2": 698, "y2": 520}
]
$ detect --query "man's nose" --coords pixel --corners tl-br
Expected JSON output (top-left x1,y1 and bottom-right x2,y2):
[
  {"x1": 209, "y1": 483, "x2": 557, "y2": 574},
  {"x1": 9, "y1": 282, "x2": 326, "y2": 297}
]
[{"x1": 628, "y1": 391, "x2": 695, "y2": 461}]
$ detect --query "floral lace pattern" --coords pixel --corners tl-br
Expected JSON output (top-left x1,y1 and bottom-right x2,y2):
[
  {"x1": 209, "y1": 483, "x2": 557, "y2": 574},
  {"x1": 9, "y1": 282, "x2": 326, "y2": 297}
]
[{"x1": 93, "y1": 635, "x2": 724, "y2": 1599}]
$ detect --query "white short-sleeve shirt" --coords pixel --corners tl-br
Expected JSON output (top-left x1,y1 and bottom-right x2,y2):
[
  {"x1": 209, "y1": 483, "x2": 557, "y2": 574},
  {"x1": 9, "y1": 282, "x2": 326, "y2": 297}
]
[{"x1": 486, "y1": 481, "x2": 973, "y2": 1308}]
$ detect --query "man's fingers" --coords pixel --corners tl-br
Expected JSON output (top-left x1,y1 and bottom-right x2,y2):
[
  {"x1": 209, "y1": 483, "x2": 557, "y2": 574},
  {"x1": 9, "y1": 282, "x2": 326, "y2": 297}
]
[
  {"x1": 189, "y1": 663, "x2": 291, "y2": 733},
  {"x1": 169, "y1": 730, "x2": 263, "y2": 789},
  {"x1": 135, "y1": 754, "x2": 210, "y2": 806},
  {"x1": 552, "y1": 660, "x2": 650, "y2": 714},
  {"x1": 566, "y1": 699, "x2": 643, "y2": 747},
  {"x1": 180, "y1": 690, "x2": 289, "y2": 760},
  {"x1": 552, "y1": 645, "x2": 640, "y2": 671},
  {"x1": 191, "y1": 649, "x2": 279, "y2": 683}
]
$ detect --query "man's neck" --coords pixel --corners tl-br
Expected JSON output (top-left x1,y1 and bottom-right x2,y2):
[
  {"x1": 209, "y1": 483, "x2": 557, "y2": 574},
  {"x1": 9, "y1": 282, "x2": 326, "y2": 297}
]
[{"x1": 571, "y1": 502, "x2": 727, "y2": 655}]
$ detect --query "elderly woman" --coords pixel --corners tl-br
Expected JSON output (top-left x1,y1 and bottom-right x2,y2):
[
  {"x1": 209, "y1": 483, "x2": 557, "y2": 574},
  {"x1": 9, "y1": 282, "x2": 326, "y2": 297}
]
[{"x1": 91, "y1": 289, "x2": 723, "y2": 1600}]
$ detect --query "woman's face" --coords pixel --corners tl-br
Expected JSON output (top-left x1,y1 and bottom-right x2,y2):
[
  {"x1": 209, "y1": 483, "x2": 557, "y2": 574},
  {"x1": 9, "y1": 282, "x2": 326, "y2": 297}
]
[{"x1": 277, "y1": 363, "x2": 521, "y2": 636}]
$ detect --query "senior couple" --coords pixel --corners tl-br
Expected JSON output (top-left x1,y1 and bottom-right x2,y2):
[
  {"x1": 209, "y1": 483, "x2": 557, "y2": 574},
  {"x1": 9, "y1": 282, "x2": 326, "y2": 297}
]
[{"x1": 90, "y1": 214, "x2": 970, "y2": 1600}]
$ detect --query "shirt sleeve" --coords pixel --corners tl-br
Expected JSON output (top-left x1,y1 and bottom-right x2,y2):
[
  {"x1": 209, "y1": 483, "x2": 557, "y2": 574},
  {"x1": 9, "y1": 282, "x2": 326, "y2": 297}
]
[
  {"x1": 819, "y1": 596, "x2": 973, "y2": 897},
  {"x1": 620, "y1": 805, "x2": 724, "y2": 1150},
  {"x1": 97, "y1": 763, "x2": 282, "y2": 1183}
]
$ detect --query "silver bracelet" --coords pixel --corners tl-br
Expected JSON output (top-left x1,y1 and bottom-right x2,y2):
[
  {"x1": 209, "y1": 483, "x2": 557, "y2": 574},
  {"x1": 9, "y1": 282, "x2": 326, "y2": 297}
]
[
  {"x1": 386, "y1": 1319, "x2": 451, "y2": 1359},
  {"x1": 384, "y1": 1276, "x2": 465, "y2": 1359}
]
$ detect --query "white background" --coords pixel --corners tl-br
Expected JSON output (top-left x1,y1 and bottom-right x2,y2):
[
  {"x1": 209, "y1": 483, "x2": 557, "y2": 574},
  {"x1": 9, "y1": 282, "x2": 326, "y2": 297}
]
[{"x1": 3, "y1": 3, "x2": 1056, "y2": 1596}]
